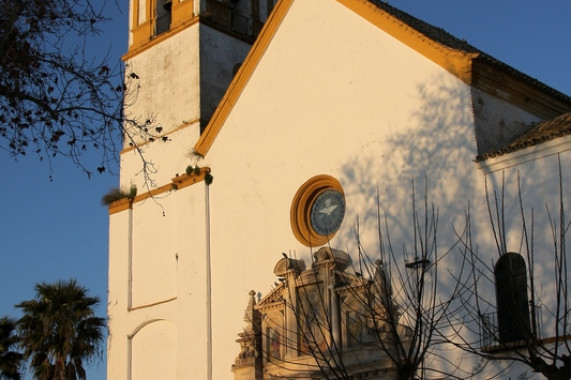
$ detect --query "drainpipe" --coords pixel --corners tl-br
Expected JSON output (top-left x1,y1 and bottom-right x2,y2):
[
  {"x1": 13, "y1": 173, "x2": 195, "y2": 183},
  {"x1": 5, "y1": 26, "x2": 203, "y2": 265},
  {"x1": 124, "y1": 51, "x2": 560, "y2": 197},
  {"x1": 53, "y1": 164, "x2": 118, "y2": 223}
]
[{"x1": 205, "y1": 182, "x2": 213, "y2": 380}]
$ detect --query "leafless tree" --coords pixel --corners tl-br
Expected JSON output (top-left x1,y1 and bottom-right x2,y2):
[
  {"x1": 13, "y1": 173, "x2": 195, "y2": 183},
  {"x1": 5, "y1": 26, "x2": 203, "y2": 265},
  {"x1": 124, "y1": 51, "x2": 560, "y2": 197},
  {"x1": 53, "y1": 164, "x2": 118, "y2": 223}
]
[
  {"x1": 245, "y1": 183, "x2": 476, "y2": 380},
  {"x1": 447, "y1": 157, "x2": 571, "y2": 380},
  {"x1": 0, "y1": 0, "x2": 162, "y2": 178}
]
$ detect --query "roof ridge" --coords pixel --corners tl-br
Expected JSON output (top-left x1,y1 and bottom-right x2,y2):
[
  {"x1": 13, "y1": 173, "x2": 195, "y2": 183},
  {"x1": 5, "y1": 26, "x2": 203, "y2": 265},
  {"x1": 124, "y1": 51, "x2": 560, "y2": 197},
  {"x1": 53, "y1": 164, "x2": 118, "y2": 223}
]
[{"x1": 369, "y1": 0, "x2": 482, "y2": 52}]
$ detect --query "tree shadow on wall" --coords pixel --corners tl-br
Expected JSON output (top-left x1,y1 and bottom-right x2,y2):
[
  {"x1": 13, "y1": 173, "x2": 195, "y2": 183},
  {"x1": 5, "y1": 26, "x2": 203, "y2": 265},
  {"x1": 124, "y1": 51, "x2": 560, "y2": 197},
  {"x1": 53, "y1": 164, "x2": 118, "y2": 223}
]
[
  {"x1": 339, "y1": 73, "x2": 479, "y2": 255},
  {"x1": 333, "y1": 73, "x2": 505, "y2": 378}
]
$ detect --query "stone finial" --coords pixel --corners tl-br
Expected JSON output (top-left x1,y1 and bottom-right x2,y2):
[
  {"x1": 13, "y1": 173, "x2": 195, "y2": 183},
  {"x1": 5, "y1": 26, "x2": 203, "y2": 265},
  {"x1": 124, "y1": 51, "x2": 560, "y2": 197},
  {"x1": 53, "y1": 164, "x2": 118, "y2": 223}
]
[
  {"x1": 313, "y1": 247, "x2": 350, "y2": 270},
  {"x1": 273, "y1": 255, "x2": 305, "y2": 277},
  {"x1": 243, "y1": 290, "x2": 258, "y2": 332},
  {"x1": 233, "y1": 291, "x2": 262, "y2": 374}
]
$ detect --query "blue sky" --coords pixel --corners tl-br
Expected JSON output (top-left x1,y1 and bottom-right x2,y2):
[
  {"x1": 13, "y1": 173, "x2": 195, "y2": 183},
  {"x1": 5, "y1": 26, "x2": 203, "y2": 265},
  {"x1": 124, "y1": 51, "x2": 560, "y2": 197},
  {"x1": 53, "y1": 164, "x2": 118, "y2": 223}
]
[{"x1": 0, "y1": 1, "x2": 569, "y2": 379}]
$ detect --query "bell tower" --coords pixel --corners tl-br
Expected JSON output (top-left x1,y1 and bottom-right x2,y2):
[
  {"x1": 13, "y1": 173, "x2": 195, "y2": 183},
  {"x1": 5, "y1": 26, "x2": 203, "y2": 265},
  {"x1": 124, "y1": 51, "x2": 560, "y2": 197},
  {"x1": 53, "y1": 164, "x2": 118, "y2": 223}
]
[
  {"x1": 107, "y1": 1, "x2": 276, "y2": 380},
  {"x1": 119, "y1": 0, "x2": 276, "y2": 188}
]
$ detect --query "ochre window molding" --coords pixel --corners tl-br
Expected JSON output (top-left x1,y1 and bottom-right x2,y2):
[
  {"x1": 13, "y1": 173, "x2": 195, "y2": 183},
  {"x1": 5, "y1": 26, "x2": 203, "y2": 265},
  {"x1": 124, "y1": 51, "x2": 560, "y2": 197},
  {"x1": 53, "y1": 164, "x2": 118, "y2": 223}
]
[{"x1": 129, "y1": 0, "x2": 196, "y2": 53}]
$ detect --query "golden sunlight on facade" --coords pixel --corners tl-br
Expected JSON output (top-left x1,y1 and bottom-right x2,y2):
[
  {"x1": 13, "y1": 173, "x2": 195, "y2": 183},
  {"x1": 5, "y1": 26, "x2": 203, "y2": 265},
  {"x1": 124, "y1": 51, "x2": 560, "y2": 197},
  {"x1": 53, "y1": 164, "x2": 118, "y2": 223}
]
[{"x1": 107, "y1": 0, "x2": 571, "y2": 379}]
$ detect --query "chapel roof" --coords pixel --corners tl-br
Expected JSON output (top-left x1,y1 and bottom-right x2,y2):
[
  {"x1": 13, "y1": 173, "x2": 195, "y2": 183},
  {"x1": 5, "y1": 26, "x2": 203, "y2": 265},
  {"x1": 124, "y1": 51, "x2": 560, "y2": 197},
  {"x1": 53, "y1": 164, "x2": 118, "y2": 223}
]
[
  {"x1": 371, "y1": 1, "x2": 479, "y2": 52},
  {"x1": 340, "y1": 1, "x2": 571, "y2": 161},
  {"x1": 370, "y1": 1, "x2": 571, "y2": 161},
  {"x1": 195, "y1": 0, "x2": 571, "y2": 156},
  {"x1": 476, "y1": 112, "x2": 571, "y2": 161},
  {"x1": 370, "y1": 0, "x2": 571, "y2": 106}
]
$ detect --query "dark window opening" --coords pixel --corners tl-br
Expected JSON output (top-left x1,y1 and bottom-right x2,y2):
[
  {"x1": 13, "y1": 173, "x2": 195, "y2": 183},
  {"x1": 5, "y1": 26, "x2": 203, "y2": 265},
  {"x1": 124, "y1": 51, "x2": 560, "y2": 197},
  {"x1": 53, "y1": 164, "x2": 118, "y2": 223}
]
[
  {"x1": 494, "y1": 252, "x2": 531, "y2": 344},
  {"x1": 155, "y1": 0, "x2": 172, "y2": 36}
]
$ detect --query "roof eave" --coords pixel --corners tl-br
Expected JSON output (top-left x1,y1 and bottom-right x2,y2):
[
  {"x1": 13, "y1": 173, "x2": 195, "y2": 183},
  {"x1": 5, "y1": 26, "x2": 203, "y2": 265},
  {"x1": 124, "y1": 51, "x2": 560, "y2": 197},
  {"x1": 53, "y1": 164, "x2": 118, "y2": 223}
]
[{"x1": 471, "y1": 58, "x2": 571, "y2": 119}]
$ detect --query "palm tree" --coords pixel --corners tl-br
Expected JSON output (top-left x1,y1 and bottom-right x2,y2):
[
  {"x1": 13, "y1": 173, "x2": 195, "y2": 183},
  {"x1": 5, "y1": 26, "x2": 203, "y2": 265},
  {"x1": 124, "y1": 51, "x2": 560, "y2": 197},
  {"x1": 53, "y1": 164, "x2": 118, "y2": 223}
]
[
  {"x1": 16, "y1": 280, "x2": 105, "y2": 380},
  {"x1": 0, "y1": 316, "x2": 22, "y2": 380}
]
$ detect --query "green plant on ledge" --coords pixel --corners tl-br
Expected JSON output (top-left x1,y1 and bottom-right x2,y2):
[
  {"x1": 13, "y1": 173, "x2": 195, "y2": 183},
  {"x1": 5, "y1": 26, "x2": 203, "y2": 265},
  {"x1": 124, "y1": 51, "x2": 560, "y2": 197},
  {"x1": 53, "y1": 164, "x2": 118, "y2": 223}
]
[
  {"x1": 101, "y1": 185, "x2": 137, "y2": 205},
  {"x1": 186, "y1": 165, "x2": 201, "y2": 175},
  {"x1": 184, "y1": 165, "x2": 214, "y2": 185},
  {"x1": 185, "y1": 149, "x2": 213, "y2": 185},
  {"x1": 205, "y1": 172, "x2": 213, "y2": 185}
]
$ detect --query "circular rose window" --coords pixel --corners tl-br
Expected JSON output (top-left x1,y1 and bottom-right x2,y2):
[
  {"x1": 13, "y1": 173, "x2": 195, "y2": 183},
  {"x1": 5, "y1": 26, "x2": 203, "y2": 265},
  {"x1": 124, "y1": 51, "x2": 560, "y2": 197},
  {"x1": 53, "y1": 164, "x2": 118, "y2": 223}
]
[{"x1": 290, "y1": 175, "x2": 345, "y2": 247}]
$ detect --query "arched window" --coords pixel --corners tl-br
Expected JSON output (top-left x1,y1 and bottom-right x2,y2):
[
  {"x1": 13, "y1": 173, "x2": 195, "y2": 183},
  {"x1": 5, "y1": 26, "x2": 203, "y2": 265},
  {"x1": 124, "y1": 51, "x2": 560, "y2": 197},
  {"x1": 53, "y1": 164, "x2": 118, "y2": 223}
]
[
  {"x1": 264, "y1": 312, "x2": 284, "y2": 361},
  {"x1": 494, "y1": 252, "x2": 531, "y2": 343}
]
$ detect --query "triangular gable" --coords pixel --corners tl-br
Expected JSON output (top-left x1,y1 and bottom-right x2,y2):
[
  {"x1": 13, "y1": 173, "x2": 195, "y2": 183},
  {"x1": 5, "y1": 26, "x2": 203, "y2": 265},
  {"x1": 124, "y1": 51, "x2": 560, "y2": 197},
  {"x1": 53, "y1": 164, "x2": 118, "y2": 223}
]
[
  {"x1": 194, "y1": 0, "x2": 571, "y2": 157},
  {"x1": 255, "y1": 283, "x2": 285, "y2": 310},
  {"x1": 194, "y1": 0, "x2": 295, "y2": 157}
]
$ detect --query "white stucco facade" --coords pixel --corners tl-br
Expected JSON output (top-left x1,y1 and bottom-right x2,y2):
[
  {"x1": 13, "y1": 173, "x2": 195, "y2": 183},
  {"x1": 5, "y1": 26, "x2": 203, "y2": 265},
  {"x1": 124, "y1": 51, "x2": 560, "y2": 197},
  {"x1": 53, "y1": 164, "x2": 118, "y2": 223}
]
[{"x1": 108, "y1": 0, "x2": 571, "y2": 379}]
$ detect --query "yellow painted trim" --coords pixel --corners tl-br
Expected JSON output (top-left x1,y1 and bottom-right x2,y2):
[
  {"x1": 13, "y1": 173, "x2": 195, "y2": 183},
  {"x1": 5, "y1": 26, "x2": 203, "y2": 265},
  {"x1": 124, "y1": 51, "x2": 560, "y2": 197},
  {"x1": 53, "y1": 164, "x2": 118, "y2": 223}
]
[
  {"x1": 193, "y1": 0, "x2": 295, "y2": 156},
  {"x1": 336, "y1": 0, "x2": 478, "y2": 84},
  {"x1": 172, "y1": 167, "x2": 211, "y2": 190},
  {"x1": 171, "y1": 0, "x2": 194, "y2": 29},
  {"x1": 131, "y1": 21, "x2": 152, "y2": 50},
  {"x1": 128, "y1": 0, "x2": 195, "y2": 52},
  {"x1": 133, "y1": 182, "x2": 175, "y2": 203},
  {"x1": 337, "y1": 0, "x2": 570, "y2": 117},
  {"x1": 124, "y1": 15, "x2": 199, "y2": 61},
  {"x1": 131, "y1": 0, "x2": 140, "y2": 42},
  {"x1": 108, "y1": 197, "x2": 133, "y2": 215},
  {"x1": 193, "y1": 0, "x2": 476, "y2": 157},
  {"x1": 193, "y1": 0, "x2": 568, "y2": 156},
  {"x1": 107, "y1": 167, "x2": 211, "y2": 215},
  {"x1": 130, "y1": 0, "x2": 153, "y2": 50},
  {"x1": 290, "y1": 175, "x2": 344, "y2": 247}
]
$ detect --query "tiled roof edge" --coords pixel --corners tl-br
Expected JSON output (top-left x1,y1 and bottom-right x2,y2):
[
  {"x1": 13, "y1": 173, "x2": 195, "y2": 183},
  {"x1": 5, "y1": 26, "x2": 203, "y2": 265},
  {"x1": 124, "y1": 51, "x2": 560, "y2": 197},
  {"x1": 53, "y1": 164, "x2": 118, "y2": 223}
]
[
  {"x1": 476, "y1": 112, "x2": 571, "y2": 161},
  {"x1": 370, "y1": 1, "x2": 571, "y2": 105}
]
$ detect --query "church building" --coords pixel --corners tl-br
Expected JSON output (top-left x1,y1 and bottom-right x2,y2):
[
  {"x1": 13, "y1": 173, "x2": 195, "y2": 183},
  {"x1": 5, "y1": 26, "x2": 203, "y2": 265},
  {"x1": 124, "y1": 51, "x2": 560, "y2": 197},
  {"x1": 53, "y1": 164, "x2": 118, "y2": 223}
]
[{"x1": 106, "y1": 0, "x2": 571, "y2": 379}]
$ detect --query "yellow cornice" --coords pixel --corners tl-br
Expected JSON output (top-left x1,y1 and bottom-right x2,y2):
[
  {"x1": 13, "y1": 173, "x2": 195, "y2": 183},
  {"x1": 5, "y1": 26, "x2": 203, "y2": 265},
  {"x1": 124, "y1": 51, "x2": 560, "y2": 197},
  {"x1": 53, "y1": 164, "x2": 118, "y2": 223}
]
[
  {"x1": 107, "y1": 167, "x2": 211, "y2": 215},
  {"x1": 132, "y1": 182, "x2": 175, "y2": 203},
  {"x1": 193, "y1": 0, "x2": 295, "y2": 157},
  {"x1": 171, "y1": 168, "x2": 211, "y2": 190},
  {"x1": 339, "y1": 0, "x2": 570, "y2": 117},
  {"x1": 108, "y1": 198, "x2": 133, "y2": 216},
  {"x1": 193, "y1": 0, "x2": 476, "y2": 157},
  {"x1": 193, "y1": 0, "x2": 569, "y2": 157},
  {"x1": 123, "y1": 16, "x2": 200, "y2": 61},
  {"x1": 336, "y1": 0, "x2": 478, "y2": 84}
]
